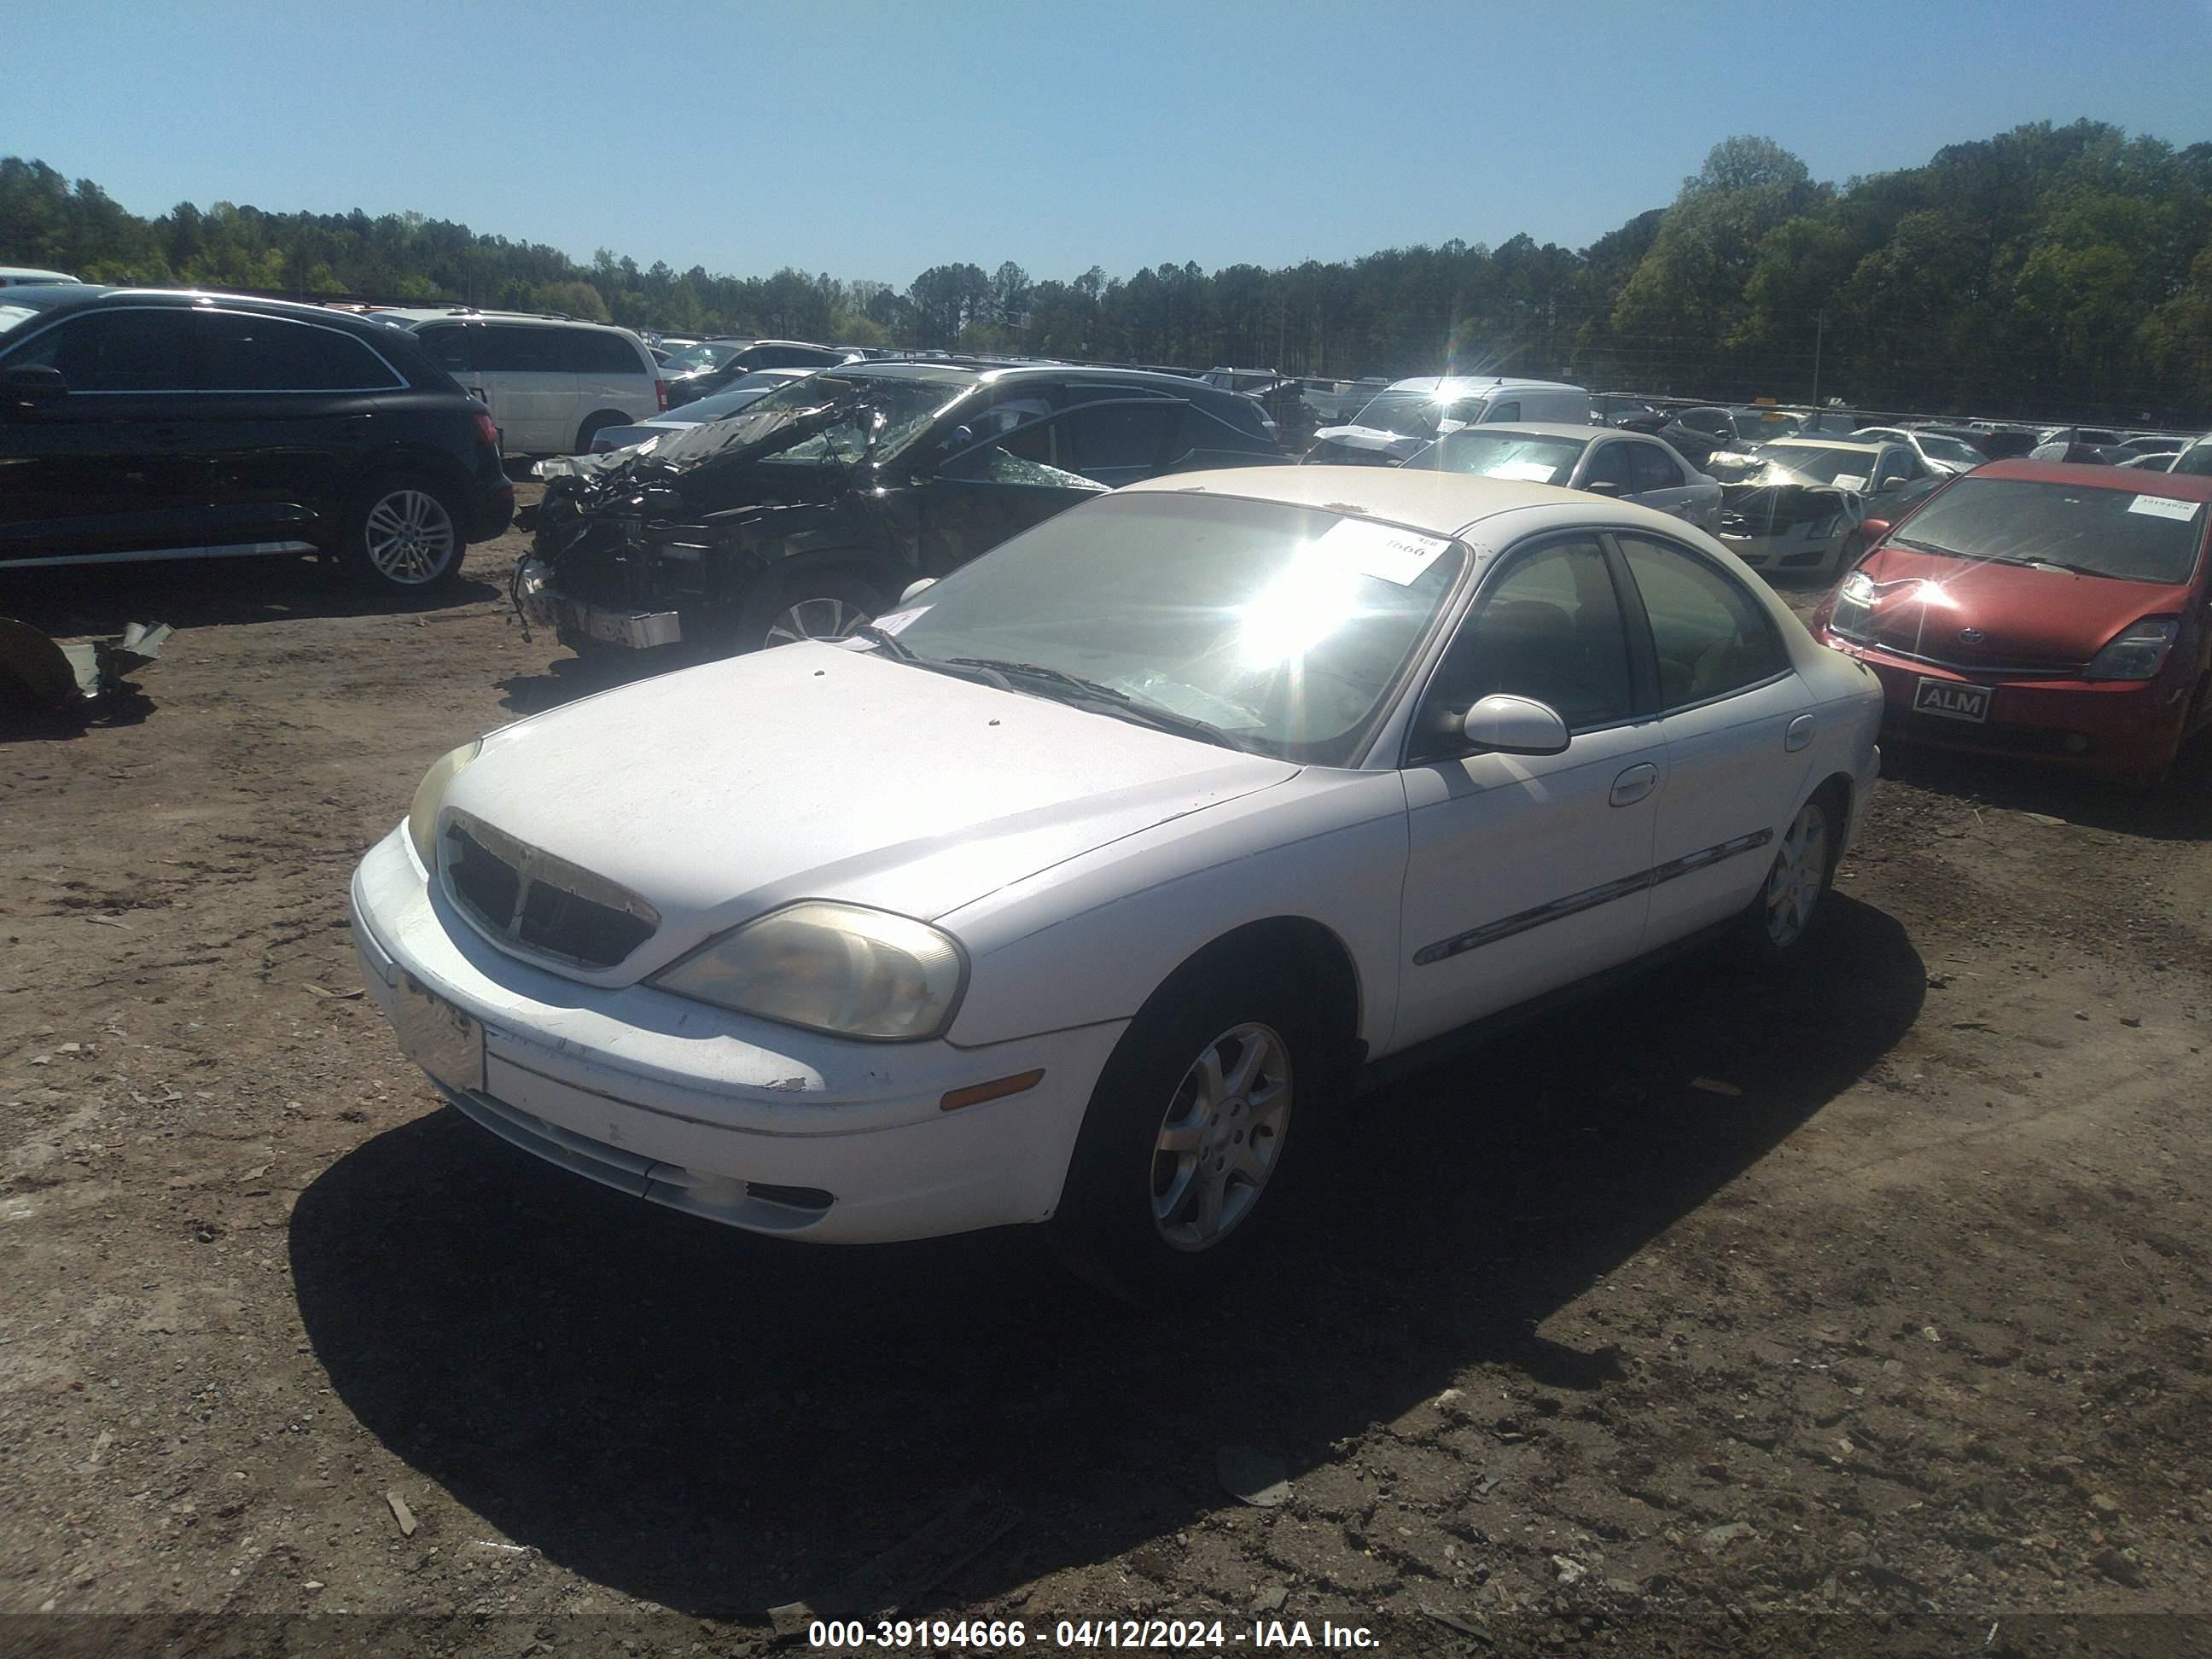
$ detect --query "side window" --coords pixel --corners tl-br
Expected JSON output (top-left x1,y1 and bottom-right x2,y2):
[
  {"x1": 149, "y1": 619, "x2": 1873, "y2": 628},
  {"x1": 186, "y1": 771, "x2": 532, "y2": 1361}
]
[
  {"x1": 473, "y1": 325, "x2": 565, "y2": 374},
  {"x1": 555, "y1": 329, "x2": 643, "y2": 376},
  {"x1": 7, "y1": 309, "x2": 199, "y2": 391},
  {"x1": 1617, "y1": 535, "x2": 1787, "y2": 709},
  {"x1": 199, "y1": 312, "x2": 401, "y2": 390},
  {"x1": 1628, "y1": 442, "x2": 1684, "y2": 492},
  {"x1": 1059, "y1": 401, "x2": 1182, "y2": 478},
  {"x1": 1687, "y1": 410, "x2": 1726, "y2": 436},
  {"x1": 416, "y1": 324, "x2": 470, "y2": 374},
  {"x1": 1581, "y1": 441, "x2": 1633, "y2": 492},
  {"x1": 1481, "y1": 400, "x2": 1521, "y2": 423},
  {"x1": 1412, "y1": 536, "x2": 1634, "y2": 760}
]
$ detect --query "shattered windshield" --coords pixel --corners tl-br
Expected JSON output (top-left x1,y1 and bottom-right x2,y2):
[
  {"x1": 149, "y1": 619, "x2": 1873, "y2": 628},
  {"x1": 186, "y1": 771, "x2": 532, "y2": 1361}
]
[
  {"x1": 661, "y1": 341, "x2": 748, "y2": 375},
  {"x1": 1738, "y1": 445, "x2": 1883, "y2": 488},
  {"x1": 1889, "y1": 477, "x2": 2206, "y2": 585},
  {"x1": 639, "y1": 370, "x2": 973, "y2": 469},
  {"x1": 1411, "y1": 430, "x2": 1586, "y2": 484},
  {"x1": 878, "y1": 492, "x2": 1465, "y2": 765},
  {"x1": 1342, "y1": 392, "x2": 1441, "y2": 438}
]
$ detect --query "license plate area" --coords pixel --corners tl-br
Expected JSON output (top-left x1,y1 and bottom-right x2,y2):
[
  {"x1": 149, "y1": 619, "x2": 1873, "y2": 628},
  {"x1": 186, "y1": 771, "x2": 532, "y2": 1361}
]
[
  {"x1": 393, "y1": 971, "x2": 486, "y2": 1092},
  {"x1": 1912, "y1": 677, "x2": 1991, "y2": 724}
]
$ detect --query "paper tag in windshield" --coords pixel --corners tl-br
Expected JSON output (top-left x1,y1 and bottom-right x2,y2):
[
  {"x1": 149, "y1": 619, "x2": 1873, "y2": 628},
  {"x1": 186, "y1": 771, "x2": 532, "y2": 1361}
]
[
  {"x1": 1317, "y1": 519, "x2": 1452, "y2": 585},
  {"x1": 2128, "y1": 493, "x2": 2199, "y2": 521},
  {"x1": 1491, "y1": 460, "x2": 1558, "y2": 483},
  {"x1": 870, "y1": 605, "x2": 929, "y2": 635},
  {"x1": 1829, "y1": 473, "x2": 1868, "y2": 493}
]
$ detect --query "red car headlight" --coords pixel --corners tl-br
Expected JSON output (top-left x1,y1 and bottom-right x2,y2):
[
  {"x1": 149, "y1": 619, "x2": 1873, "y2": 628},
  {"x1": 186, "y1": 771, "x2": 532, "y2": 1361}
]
[{"x1": 2083, "y1": 617, "x2": 2179, "y2": 682}]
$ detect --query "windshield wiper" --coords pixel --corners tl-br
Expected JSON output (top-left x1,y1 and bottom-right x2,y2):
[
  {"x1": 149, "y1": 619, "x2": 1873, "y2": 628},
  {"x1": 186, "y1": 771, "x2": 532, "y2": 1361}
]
[
  {"x1": 944, "y1": 657, "x2": 1253, "y2": 752},
  {"x1": 1891, "y1": 536, "x2": 1966, "y2": 557},
  {"x1": 852, "y1": 622, "x2": 917, "y2": 660}
]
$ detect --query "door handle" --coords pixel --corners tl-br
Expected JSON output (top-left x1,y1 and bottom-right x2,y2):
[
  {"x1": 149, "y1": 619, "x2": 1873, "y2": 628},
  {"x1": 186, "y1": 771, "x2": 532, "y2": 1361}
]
[
  {"x1": 1785, "y1": 713, "x2": 1816, "y2": 752},
  {"x1": 1610, "y1": 762, "x2": 1657, "y2": 806}
]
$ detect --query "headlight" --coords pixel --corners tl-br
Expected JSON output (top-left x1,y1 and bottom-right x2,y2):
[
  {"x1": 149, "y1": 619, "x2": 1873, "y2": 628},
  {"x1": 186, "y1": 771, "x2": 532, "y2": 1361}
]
[
  {"x1": 1828, "y1": 570, "x2": 1877, "y2": 642},
  {"x1": 1804, "y1": 514, "x2": 1842, "y2": 540},
  {"x1": 407, "y1": 739, "x2": 481, "y2": 870},
  {"x1": 652, "y1": 901, "x2": 967, "y2": 1042},
  {"x1": 2084, "y1": 617, "x2": 2179, "y2": 682}
]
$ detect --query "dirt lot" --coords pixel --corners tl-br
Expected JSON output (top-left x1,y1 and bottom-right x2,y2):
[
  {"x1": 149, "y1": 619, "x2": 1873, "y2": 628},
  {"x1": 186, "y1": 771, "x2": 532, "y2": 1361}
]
[{"x1": 3, "y1": 496, "x2": 2209, "y2": 1656}]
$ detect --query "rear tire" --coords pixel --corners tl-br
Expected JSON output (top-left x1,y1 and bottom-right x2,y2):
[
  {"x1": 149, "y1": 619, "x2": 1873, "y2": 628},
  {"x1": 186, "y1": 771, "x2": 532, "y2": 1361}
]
[
  {"x1": 343, "y1": 474, "x2": 463, "y2": 593},
  {"x1": 1733, "y1": 783, "x2": 1843, "y2": 966},
  {"x1": 1052, "y1": 952, "x2": 1318, "y2": 1307}
]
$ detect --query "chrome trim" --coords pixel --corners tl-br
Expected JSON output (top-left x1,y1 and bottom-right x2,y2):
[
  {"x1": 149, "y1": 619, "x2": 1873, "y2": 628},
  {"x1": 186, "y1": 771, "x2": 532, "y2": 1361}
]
[
  {"x1": 1412, "y1": 828, "x2": 1773, "y2": 966},
  {"x1": 441, "y1": 808, "x2": 661, "y2": 972},
  {"x1": 0, "y1": 540, "x2": 314, "y2": 568}
]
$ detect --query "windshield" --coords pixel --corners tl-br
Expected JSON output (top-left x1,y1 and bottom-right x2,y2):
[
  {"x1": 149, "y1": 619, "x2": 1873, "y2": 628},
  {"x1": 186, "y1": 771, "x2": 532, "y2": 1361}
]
[
  {"x1": 1743, "y1": 445, "x2": 1884, "y2": 488},
  {"x1": 1889, "y1": 477, "x2": 2205, "y2": 585},
  {"x1": 761, "y1": 372, "x2": 970, "y2": 466},
  {"x1": 880, "y1": 492, "x2": 1466, "y2": 765},
  {"x1": 661, "y1": 341, "x2": 748, "y2": 375},
  {"x1": 1343, "y1": 391, "x2": 1444, "y2": 439},
  {"x1": 1411, "y1": 430, "x2": 1586, "y2": 485},
  {"x1": 1915, "y1": 434, "x2": 1985, "y2": 468}
]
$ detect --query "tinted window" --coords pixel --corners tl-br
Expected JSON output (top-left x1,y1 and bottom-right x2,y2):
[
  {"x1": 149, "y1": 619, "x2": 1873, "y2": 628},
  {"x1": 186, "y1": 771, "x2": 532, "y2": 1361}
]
[
  {"x1": 199, "y1": 311, "x2": 401, "y2": 390},
  {"x1": 415, "y1": 324, "x2": 470, "y2": 373},
  {"x1": 1581, "y1": 441, "x2": 1633, "y2": 492},
  {"x1": 745, "y1": 344, "x2": 841, "y2": 370},
  {"x1": 1481, "y1": 400, "x2": 1521, "y2": 423},
  {"x1": 1061, "y1": 402, "x2": 1180, "y2": 475},
  {"x1": 473, "y1": 325, "x2": 567, "y2": 374},
  {"x1": 1628, "y1": 442, "x2": 1683, "y2": 492},
  {"x1": 1618, "y1": 535, "x2": 1786, "y2": 707},
  {"x1": 8, "y1": 308, "x2": 198, "y2": 391},
  {"x1": 559, "y1": 328, "x2": 645, "y2": 375},
  {"x1": 1415, "y1": 536, "x2": 1633, "y2": 756}
]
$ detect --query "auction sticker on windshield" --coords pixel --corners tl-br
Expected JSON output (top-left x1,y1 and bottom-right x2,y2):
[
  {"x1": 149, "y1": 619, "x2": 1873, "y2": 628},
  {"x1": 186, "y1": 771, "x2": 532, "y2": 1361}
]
[
  {"x1": 2128, "y1": 494, "x2": 2199, "y2": 521},
  {"x1": 1315, "y1": 519, "x2": 1452, "y2": 585},
  {"x1": 870, "y1": 606, "x2": 929, "y2": 635},
  {"x1": 1912, "y1": 677, "x2": 1990, "y2": 724},
  {"x1": 1830, "y1": 473, "x2": 1868, "y2": 492}
]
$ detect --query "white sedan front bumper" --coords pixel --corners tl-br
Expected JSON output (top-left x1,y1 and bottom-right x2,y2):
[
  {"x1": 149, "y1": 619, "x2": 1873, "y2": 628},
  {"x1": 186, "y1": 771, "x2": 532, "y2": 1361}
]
[{"x1": 348, "y1": 824, "x2": 1126, "y2": 1243}]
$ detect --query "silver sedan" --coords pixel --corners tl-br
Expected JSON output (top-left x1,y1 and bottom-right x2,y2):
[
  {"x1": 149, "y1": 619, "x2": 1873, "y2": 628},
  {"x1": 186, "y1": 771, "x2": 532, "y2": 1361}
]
[{"x1": 1404, "y1": 423, "x2": 1722, "y2": 531}]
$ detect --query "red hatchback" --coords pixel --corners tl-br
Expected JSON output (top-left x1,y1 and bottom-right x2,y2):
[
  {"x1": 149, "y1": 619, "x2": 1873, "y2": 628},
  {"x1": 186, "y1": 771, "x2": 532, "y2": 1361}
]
[{"x1": 1809, "y1": 460, "x2": 2212, "y2": 781}]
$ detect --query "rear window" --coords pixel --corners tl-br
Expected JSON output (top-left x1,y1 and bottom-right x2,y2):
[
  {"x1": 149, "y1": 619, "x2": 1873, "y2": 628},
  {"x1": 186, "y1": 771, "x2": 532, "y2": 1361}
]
[
  {"x1": 1891, "y1": 476, "x2": 2207, "y2": 585},
  {"x1": 200, "y1": 311, "x2": 403, "y2": 390}
]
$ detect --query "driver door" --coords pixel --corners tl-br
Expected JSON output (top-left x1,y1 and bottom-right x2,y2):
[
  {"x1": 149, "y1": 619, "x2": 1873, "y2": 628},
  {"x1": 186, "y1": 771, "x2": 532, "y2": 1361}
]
[{"x1": 1393, "y1": 533, "x2": 1668, "y2": 1050}]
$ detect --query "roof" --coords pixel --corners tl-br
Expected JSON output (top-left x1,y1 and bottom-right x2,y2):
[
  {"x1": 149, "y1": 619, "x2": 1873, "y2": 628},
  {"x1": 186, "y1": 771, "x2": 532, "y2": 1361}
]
[
  {"x1": 1973, "y1": 457, "x2": 2212, "y2": 499},
  {"x1": 0, "y1": 267, "x2": 83, "y2": 283},
  {"x1": 0, "y1": 285, "x2": 424, "y2": 336},
  {"x1": 368, "y1": 306, "x2": 640, "y2": 334},
  {"x1": 1444, "y1": 422, "x2": 1624, "y2": 443},
  {"x1": 1761, "y1": 437, "x2": 1889, "y2": 455},
  {"x1": 1119, "y1": 464, "x2": 1613, "y2": 538}
]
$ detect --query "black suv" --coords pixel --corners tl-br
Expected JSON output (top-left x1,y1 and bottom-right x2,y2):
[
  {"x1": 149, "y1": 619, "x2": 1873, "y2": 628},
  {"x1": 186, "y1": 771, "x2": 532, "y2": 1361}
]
[
  {"x1": 524, "y1": 362, "x2": 1284, "y2": 657},
  {"x1": 0, "y1": 287, "x2": 513, "y2": 592}
]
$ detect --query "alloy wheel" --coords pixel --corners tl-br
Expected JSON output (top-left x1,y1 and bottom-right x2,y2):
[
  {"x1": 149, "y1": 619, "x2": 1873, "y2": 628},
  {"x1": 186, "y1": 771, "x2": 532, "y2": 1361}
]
[
  {"x1": 1764, "y1": 798, "x2": 1831, "y2": 948},
  {"x1": 1150, "y1": 1022, "x2": 1292, "y2": 1252},
  {"x1": 765, "y1": 596, "x2": 869, "y2": 648},
  {"x1": 364, "y1": 489, "x2": 457, "y2": 585}
]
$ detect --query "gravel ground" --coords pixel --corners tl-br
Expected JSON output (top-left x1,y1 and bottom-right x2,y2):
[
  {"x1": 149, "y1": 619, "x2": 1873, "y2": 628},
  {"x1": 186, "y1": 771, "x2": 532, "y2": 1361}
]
[{"x1": 3, "y1": 497, "x2": 2209, "y2": 1657}]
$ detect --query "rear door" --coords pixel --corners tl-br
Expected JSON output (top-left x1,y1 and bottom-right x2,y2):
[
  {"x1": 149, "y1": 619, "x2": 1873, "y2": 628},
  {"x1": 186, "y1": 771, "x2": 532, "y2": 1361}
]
[
  {"x1": 0, "y1": 305, "x2": 212, "y2": 564},
  {"x1": 1625, "y1": 437, "x2": 1708, "y2": 527},
  {"x1": 562, "y1": 327, "x2": 656, "y2": 429},
  {"x1": 918, "y1": 398, "x2": 1177, "y2": 571},
  {"x1": 189, "y1": 308, "x2": 404, "y2": 547},
  {"x1": 473, "y1": 323, "x2": 576, "y2": 452},
  {"x1": 1613, "y1": 532, "x2": 1813, "y2": 946}
]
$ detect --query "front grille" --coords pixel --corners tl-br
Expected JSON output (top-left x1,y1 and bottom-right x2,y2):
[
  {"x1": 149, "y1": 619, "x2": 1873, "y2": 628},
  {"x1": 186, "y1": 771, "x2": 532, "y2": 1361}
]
[
  {"x1": 1871, "y1": 640, "x2": 2086, "y2": 680},
  {"x1": 444, "y1": 812, "x2": 659, "y2": 971}
]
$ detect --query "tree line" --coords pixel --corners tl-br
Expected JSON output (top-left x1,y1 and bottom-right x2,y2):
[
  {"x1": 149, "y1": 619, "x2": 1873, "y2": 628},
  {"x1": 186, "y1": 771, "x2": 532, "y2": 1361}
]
[{"x1": 7, "y1": 119, "x2": 2212, "y2": 422}]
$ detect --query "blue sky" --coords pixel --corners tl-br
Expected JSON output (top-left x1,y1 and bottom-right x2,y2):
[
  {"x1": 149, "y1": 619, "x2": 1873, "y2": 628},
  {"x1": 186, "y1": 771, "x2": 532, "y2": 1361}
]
[{"x1": 8, "y1": 1, "x2": 2212, "y2": 288}]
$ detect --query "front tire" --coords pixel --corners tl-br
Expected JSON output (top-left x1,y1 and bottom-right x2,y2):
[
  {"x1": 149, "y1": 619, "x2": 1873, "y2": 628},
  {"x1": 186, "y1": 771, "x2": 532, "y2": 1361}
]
[
  {"x1": 344, "y1": 474, "x2": 463, "y2": 593},
  {"x1": 744, "y1": 568, "x2": 886, "y2": 652},
  {"x1": 1053, "y1": 956, "x2": 1315, "y2": 1306}
]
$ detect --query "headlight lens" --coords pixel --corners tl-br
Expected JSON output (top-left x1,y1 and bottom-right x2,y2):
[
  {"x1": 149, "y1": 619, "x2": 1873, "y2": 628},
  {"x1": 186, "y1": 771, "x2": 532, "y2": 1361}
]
[
  {"x1": 407, "y1": 739, "x2": 481, "y2": 870},
  {"x1": 2084, "y1": 617, "x2": 2179, "y2": 682},
  {"x1": 1828, "y1": 570, "x2": 1877, "y2": 642},
  {"x1": 652, "y1": 901, "x2": 967, "y2": 1041}
]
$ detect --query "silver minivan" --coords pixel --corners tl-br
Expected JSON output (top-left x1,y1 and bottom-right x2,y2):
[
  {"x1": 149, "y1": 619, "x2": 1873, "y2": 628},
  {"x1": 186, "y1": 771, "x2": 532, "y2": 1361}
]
[{"x1": 370, "y1": 309, "x2": 663, "y2": 455}]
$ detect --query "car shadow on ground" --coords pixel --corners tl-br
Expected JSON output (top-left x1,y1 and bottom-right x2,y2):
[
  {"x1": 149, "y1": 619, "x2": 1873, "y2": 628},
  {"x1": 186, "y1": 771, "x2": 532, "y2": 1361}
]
[
  {"x1": 0, "y1": 556, "x2": 504, "y2": 638},
  {"x1": 1878, "y1": 738, "x2": 2212, "y2": 842},
  {"x1": 288, "y1": 897, "x2": 1923, "y2": 1620}
]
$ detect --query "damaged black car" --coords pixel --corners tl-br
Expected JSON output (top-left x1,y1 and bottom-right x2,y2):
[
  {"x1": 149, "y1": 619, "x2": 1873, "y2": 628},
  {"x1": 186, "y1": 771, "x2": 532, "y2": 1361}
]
[{"x1": 521, "y1": 364, "x2": 1284, "y2": 658}]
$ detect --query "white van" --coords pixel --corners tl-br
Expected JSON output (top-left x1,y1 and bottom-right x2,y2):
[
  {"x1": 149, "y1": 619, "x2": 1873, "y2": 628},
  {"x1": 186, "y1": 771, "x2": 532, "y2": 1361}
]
[
  {"x1": 0, "y1": 266, "x2": 84, "y2": 288},
  {"x1": 369, "y1": 309, "x2": 663, "y2": 455},
  {"x1": 1307, "y1": 375, "x2": 1588, "y2": 464}
]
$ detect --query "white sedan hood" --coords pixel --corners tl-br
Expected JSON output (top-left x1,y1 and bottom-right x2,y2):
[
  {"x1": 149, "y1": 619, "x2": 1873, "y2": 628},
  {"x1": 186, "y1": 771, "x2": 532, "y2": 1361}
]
[{"x1": 442, "y1": 643, "x2": 1298, "y2": 977}]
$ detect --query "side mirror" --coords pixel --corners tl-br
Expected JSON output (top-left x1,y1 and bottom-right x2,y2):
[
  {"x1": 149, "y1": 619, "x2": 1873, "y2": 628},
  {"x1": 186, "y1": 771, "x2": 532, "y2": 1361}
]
[
  {"x1": 899, "y1": 577, "x2": 937, "y2": 605},
  {"x1": 1463, "y1": 694, "x2": 1570, "y2": 756},
  {"x1": 3, "y1": 364, "x2": 67, "y2": 405},
  {"x1": 1857, "y1": 515, "x2": 1893, "y2": 544}
]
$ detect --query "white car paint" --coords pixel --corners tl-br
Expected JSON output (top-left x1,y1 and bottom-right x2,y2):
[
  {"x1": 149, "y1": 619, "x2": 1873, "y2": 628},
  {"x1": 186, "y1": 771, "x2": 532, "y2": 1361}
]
[
  {"x1": 371, "y1": 309, "x2": 662, "y2": 454},
  {"x1": 352, "y1": 467, "x2": 1881, "y2": 1248},
  {"x1": 1407, "y1": 422, "x2": 1722, "y2": 532},
  {"x1": 1310, "y1": 375, "x2": 1588, "y2": 463}
]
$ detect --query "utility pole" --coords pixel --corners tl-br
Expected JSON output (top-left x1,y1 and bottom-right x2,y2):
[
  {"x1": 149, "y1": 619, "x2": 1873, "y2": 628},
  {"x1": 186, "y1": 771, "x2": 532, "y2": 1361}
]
[{"x1": 1811, "y1": 310, "x2": 1826, "y2": 408}]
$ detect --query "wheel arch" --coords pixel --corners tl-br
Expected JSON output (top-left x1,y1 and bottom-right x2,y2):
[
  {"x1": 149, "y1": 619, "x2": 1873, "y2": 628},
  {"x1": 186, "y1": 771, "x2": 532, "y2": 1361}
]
[
  {"x1": 574, "y1": 409, "x2": 633, "y2": 451},
  {"x1": 333, "y1": 445, "x2": 474, "y2": 544},
  {"x1": 1144, "y1": 915, "x2": 1366, "y2": 1091}
]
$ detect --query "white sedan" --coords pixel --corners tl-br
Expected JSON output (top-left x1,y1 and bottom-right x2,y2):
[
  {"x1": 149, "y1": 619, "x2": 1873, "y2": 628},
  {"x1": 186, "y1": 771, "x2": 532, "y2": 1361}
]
[
  {"x1": 1403, "y1": 422, "x2": 1721, "y2": 531},
  {"x1": 352, "y1": 469, "x2": 1881, "y2": 1301}
]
